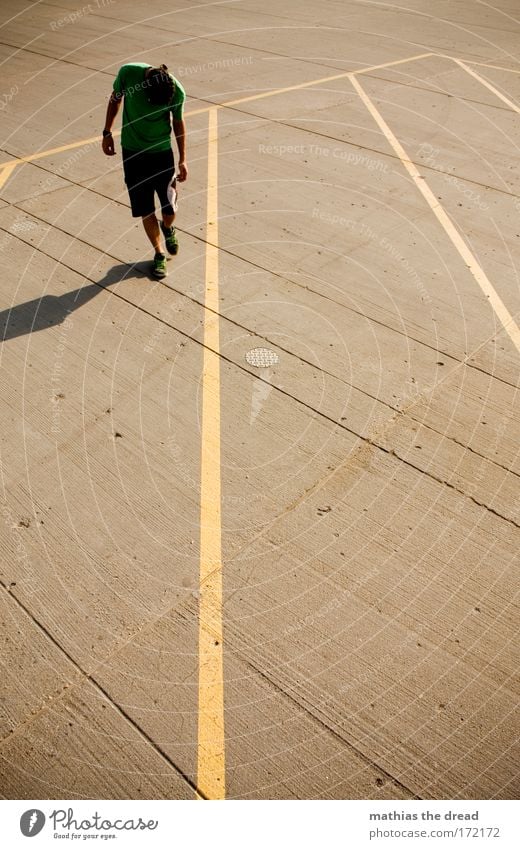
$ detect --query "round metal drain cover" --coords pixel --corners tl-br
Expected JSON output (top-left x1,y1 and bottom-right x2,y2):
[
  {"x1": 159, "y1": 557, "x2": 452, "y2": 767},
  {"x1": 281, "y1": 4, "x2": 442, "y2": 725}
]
[{"x1": 245, "y1": 347, "x2": 279, "y2": 368}]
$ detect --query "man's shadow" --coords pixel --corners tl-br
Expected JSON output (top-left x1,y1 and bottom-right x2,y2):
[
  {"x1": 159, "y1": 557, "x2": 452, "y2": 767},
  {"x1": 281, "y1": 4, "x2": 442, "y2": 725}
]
[{"x1": 0, "y1": 262, "x2": 152, "y2": 342}]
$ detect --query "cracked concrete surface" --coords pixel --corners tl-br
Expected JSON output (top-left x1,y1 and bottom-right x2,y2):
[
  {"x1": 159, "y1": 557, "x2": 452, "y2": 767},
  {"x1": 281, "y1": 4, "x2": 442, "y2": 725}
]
[{"x1": 0, "y1": 0, "x2": 518, "y2": 800}]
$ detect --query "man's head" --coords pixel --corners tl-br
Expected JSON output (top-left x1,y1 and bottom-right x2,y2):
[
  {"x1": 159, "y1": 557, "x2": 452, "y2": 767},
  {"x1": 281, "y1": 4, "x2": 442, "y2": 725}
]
[{"x1": 147, "y1": 64, "x2": 174, "y2": 105}]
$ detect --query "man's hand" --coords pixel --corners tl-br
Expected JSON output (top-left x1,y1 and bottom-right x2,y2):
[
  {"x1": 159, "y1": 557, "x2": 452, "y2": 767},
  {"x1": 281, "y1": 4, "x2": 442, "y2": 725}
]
[
  {"x1": 101, "y1": 93, "x2": 122, "y2": 156},
  {"x1": 102, "y1": 133, "x2": 116, "y2": 156},
  {"x1": 172, "y1": 119, "x2": 187, "y2": 181}
]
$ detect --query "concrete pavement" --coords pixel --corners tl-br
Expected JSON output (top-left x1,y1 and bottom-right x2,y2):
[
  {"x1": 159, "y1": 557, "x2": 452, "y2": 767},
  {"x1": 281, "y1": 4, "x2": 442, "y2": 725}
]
[{"x1": 0, "y1": 0, "x2": 518, "y2": 799}]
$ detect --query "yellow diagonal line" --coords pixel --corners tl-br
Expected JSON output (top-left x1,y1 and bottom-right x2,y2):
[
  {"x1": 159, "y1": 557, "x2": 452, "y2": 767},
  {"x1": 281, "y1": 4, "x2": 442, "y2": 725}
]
[
  {"x1": 191, "y1": 53, "x2": 433, "y2": 110},
  {"x1": 452, "y1": 58, "x2": 520, "y2": 113},
  {"x1": 350, "y1": 73, "x2": 520, "y2": 355},
  {"x1": 0, "y1": 52, "x2": 432, "y2": 170},
  {"x1": 197, "y1": 106, "x2": 225, "y2": 801},
  {"x1": 0, "y1": 162, "x2": 18, "y2": 191},
  {"x1": 3, "y1": 134, "x2": 105, "y2": 166}
]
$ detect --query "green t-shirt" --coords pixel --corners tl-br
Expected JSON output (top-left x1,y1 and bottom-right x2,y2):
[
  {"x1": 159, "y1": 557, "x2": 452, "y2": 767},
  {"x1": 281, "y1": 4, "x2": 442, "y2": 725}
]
[{"x1": 113, "y1": 62, "x2": 186, "y2": 152}]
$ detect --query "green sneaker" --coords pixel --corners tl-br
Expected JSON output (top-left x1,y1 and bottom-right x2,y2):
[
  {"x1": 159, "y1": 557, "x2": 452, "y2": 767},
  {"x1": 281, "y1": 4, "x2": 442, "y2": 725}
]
[
  {"x1": 161, "y1": 222, "x2": 179, "y2": 255},
  {"x1": 152, "y1": 252, "x2": 167, "y2": 279}
]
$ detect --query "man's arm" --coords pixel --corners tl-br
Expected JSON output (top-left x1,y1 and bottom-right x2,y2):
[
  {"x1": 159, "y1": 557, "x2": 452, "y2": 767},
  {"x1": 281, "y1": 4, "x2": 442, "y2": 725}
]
[
  {"x1": 102, "y1": 92, "x2": 122, "y2": 156},
  {"x1": 173, "y1": 118, "x2": 187, "y2": 181}
]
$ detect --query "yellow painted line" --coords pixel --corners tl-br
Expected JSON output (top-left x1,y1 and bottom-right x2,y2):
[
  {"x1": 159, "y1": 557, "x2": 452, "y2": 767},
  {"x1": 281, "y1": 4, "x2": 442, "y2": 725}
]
[
  {"x1": 349, "y1": 73, "x2": 520, "y2": 356},
  {"x1": 0, "y1": 105, "x2": 217, "y2": 169},
  {"x1": 452, "y1": 58, "x2": 520, "y2": 113},
  {"x1": 222, "y1": 53, "x2": 432, "y2": 109},
  {"x1": 0, "y1": 109, "x2": 213, "y2": 170},
  {"x1": 0, "y1": 53, "x2": 433, "y2": 169},
  {"x1": 1, "y1": 134, "x2": 110, "y2": 168},
  {"x1": 186, "y1": 106, "x2": 215, "y2": 117},
  {"x1": 0, "y1": 161, "x2": 17, "y2": 190},
  {"x1": 354, "y1": 52, "x2": 433, "y2": 75},
  {"x1": 197, "y1": 106, "x2": 225, "y2": 801},
  {"x1": 454, "y1": 58, "x2": 520, "y2": 75}
]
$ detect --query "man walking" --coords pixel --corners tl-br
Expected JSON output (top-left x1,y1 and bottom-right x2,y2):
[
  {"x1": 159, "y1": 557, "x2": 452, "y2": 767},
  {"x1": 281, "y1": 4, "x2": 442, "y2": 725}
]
[{"x1": 102, "y1": 62, "x2": 187, "y2": 279}]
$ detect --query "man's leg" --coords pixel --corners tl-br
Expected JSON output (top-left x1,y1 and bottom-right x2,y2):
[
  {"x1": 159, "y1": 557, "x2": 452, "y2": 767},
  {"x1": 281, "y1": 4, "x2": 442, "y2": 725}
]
[
  {"x1": 142, "y1": 213, "x2": 162, "y2": 253},
  {"x1": 157, "y1": 162, "x2": 179, "y2": 255},
  {"x1": 123, "y1": 149, "x2": 167, "y2": 279},
  {"x1": 160, "y1": 210, "x2": 178, "y2": 256},
  {"x1": 142, "y1": 213, "x2": 167, "y2": 279},
  {"x1": 162, "y1": 212, "x2": 175, "y2": 229}
]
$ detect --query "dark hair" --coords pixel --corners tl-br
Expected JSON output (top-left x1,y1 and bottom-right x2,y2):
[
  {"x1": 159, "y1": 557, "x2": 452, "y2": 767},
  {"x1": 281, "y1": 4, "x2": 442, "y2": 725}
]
[{"x1": 147, "y1": 64, "x2": 174, "y2": 105}]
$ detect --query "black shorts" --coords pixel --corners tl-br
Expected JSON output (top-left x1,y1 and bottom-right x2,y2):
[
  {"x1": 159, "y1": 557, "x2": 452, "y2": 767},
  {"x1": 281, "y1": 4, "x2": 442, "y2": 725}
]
[{"x1": 122, "y1": 147, "x2": 178, "y2": 218}]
